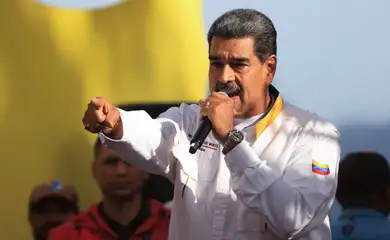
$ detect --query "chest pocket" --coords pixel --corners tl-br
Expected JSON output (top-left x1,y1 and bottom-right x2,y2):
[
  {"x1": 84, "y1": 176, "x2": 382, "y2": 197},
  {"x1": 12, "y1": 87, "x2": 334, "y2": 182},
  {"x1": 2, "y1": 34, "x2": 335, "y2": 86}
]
[{"x1": 172, "y1": 132, "x2": 220, "y2": 182}]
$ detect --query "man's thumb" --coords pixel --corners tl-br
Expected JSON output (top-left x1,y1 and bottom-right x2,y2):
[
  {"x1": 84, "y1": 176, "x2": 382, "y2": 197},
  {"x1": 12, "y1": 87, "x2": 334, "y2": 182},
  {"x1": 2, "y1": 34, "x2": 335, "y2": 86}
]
[
  {"x1": 104, "y1": 106, "x2": 120, "y2": 128},
  {"x1": 102, "y1": 102, "x2": 110, "y2": 115}
]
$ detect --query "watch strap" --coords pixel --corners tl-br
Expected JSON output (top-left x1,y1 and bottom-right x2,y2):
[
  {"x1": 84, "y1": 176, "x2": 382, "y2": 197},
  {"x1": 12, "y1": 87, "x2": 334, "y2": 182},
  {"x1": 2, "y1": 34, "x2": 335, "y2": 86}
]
[{"x1": 222, "y1": 130, "x2": 243, "y2": 155}]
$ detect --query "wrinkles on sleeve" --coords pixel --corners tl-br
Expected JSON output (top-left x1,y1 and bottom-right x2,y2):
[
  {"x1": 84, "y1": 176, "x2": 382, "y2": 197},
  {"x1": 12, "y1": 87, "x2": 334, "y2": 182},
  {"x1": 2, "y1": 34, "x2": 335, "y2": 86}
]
[
  {"x1": 99, "y1": 106, "x2": 183, "y2": 177},
  {"x1": 223, "y1": 122, "x2": 340, "y2": 238},
  {"x1": 225, "y1": 141, "x2": 280, "y2": 195}
]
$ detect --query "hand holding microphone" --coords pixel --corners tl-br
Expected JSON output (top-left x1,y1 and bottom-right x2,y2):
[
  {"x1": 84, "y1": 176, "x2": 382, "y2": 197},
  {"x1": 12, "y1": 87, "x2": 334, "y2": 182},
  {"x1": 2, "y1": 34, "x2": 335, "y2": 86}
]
[{"x1": 189, "y1": 92, "x2": 235, "y2": 154}]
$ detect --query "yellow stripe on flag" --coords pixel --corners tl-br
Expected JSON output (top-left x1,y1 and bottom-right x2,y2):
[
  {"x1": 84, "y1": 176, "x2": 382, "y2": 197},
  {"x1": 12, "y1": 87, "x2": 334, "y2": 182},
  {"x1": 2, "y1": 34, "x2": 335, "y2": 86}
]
[{"x1": 312, "y1": 160, "x2": 329, "y2": 169}]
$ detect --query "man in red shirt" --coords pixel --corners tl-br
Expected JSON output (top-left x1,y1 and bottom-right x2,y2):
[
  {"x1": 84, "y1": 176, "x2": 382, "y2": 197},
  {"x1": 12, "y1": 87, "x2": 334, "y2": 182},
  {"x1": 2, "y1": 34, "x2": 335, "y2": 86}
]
[{"x1": 48, "y1": 137, "x2": 170, "y2": 240}]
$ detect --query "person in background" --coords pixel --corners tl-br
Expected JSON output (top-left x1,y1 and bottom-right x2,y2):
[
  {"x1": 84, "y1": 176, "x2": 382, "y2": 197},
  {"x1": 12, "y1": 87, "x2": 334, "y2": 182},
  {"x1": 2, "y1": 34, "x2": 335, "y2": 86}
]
[
  {"x1": 331, "y1": 151, "x2": 390, "y2": 239},
  {"x1": 49, "y1": 137, "x2": 170, "y2": 240},
  {"x1": 28, "y1": 181, "x2": 79, "y2": 240},
  {"x1": 117, "y1": 103, "x2": 176, "y2": 206}
]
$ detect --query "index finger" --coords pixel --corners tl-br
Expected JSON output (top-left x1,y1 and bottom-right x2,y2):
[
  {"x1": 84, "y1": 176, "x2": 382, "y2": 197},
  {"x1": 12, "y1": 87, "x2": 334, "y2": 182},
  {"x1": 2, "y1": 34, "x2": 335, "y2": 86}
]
[{"x1": 89, "y1": 97, "x2": 106, "y2": 110}]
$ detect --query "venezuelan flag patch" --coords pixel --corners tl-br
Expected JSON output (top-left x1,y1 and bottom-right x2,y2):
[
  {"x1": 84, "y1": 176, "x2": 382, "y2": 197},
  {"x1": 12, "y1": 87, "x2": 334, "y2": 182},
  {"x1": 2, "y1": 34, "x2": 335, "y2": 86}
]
[{"x1": 312, "y1": 160, "x2": 330, "y2": 175}]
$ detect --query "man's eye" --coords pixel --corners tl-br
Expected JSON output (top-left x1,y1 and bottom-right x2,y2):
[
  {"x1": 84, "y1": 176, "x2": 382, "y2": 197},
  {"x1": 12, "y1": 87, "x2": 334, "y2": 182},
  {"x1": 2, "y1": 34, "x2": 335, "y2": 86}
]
[
  {"x1": 104, "y1": 157, "x2": 119, "y2": 165},
  {"x1": 231, "y1": 63, "x2": 247, "y2": 69},
  {"x1": 210, "y1": 62, "x2": 224, "y2": 68}
]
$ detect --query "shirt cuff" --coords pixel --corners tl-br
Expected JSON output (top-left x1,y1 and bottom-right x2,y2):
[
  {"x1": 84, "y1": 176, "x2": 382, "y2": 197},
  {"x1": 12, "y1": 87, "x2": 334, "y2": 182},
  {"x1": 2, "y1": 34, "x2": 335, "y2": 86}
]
[
  {"x1": 99, "y1": 108, "x2": 128, "y2": 144},
  {"x1": 224, "y1": 141, "x2": 260, "y2": 176}
]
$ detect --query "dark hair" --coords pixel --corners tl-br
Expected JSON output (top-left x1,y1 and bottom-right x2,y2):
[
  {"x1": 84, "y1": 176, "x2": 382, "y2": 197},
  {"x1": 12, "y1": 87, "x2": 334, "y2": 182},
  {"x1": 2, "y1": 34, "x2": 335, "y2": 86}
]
[
  {"x1": 336, "y1": 151, "x2": 390, "y2": 207},
  {"x1": 207, "y1": 8, "x2": 277, "y2": 62}
]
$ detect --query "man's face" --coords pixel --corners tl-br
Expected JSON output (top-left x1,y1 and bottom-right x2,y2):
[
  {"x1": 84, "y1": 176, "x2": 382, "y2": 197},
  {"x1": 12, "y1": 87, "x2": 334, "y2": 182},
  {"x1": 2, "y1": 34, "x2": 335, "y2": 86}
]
[
  {"x1": 208, "y1": 37, "x2": 276, "y2": 118},
  {"x1": 93, "y1": 145, "x2": 148, "y2": 200},
  {"x1": 29, "y1": 197, "x2": 76, "y2": 240}
]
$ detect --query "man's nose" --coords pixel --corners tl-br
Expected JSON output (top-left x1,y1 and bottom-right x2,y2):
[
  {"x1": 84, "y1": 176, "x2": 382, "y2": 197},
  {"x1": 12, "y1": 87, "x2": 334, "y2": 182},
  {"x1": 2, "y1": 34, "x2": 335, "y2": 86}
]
[
  {"x1": 115, "y1": 161, "x2": 128, "y2": 175},
  {"x1": 220, "y1": 65, "x2": 235, "y2": 82}
]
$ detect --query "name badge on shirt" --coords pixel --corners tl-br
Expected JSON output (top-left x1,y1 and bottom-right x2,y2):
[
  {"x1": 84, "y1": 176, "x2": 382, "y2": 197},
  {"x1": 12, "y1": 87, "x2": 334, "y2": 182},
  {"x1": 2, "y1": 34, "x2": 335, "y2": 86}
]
[{"x1": 200, "y1": 140, "x2": 219, "y2": 152}]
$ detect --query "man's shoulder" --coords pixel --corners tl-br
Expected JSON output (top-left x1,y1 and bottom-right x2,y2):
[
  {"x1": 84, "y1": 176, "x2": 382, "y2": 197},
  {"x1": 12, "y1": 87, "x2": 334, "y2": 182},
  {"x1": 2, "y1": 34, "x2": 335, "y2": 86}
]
[
  {"x1": 53, "y1": 221, "x2": 75, "y2": 232},
  {"x1": 283, "y1": 101, "x2": 339, "y2": 139},
  {"x1": 48, "y1": 205, "x2": 98, "y2": 239},
  {"x1": 48, "y1": 221, "x2": 77, "y2": 239},
  {"x1": 150, "y1": 199, "x2": 171, "y2": 216}
]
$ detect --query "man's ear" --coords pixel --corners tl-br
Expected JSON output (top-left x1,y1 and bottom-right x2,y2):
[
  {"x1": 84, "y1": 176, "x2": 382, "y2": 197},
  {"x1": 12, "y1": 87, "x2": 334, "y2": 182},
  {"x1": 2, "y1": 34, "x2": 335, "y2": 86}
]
[{"x1": 265, "y1": 55, "x2": 277, "y2": 85}]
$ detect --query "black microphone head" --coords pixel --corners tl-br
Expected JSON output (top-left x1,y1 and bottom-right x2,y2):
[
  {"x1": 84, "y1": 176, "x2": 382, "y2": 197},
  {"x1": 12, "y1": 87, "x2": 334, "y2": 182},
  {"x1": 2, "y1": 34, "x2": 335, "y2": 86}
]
[{"x1": 189, "y1": 143, "x2": 198, "y2": 154}]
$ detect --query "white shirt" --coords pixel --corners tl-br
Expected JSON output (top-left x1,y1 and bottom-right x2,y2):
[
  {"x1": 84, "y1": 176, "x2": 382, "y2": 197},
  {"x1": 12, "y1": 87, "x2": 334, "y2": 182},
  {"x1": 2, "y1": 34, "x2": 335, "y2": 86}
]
[{"x1": 99, "y1": 100, "x2": 340, "y2": 240}]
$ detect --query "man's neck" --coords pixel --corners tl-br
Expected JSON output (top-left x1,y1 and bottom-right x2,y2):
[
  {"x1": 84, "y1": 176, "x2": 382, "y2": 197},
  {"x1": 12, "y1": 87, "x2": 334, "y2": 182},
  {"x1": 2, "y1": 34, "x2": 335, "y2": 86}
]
[
  {"x1": 245, "y1": 93, "x2": 271, "y2": 118},
  {"x1": 102, "y1": 194, "x2": 142, "y2": 225}
]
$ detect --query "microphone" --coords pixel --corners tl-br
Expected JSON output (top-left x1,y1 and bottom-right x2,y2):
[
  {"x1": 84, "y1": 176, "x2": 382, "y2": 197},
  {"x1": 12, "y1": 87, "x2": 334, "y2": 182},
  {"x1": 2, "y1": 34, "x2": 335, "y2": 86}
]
[{"x1": 189, "y1": 92, "x2": 228, "y2": 154}]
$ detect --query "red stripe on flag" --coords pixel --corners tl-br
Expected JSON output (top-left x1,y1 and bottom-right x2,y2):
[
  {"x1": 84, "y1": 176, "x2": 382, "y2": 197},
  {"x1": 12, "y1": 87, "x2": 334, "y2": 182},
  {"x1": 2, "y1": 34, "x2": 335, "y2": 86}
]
[
  {"x1": 312, "y1": 168, "x2": 330, "y2": 175},
  {"x1": 204, "y1": 145, "x2": 217, "y2": 150}
]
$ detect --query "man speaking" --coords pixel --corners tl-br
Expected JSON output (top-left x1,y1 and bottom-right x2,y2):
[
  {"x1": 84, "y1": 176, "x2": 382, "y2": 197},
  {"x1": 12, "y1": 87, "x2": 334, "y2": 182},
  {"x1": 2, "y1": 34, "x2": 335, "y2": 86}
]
[{"x1": 82, "y1": 9, "x2": 340, "y2": 240}]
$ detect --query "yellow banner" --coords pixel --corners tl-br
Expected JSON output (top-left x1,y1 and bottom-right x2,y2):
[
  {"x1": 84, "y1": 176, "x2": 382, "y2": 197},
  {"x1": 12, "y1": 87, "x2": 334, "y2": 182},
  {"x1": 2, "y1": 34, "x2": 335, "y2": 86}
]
[{"x1": 0, "y1": 1, "x2": 207, "y2": 238}]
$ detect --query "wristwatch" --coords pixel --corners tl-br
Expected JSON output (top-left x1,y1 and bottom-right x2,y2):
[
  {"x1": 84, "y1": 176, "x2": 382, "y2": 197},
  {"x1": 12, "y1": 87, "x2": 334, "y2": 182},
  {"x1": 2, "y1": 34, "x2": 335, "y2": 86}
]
[{"x1": 222, "y1": 129, "x2": 244, "y2": 155}]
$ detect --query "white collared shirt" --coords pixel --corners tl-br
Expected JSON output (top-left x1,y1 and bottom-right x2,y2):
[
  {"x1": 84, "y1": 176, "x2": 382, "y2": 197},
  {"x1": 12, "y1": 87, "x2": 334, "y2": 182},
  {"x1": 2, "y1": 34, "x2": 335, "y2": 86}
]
[{"x1": 99, "y1": 102, "x2": 340, "y2": 240}]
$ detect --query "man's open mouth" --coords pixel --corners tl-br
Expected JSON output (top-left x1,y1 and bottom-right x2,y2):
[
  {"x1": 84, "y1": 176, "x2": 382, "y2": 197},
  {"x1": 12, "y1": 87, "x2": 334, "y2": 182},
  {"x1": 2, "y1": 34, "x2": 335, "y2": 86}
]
[{"x1": 228, "y1": 91, "x2": 241, "y2": 98}]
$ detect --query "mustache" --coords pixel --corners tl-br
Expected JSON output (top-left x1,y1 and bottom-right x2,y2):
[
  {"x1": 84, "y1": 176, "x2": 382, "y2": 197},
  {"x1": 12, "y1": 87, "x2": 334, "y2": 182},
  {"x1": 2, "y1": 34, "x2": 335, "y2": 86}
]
[{"x1": 215, "y1": 81, "x2": 242, "y2": 97}]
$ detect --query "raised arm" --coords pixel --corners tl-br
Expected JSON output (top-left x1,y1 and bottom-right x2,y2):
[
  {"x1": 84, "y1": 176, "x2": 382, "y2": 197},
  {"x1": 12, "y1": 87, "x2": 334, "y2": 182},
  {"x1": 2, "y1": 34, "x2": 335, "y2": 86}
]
[
  {"x1": 100, "y1": 107, "x2": 185, "y2": 178},
  {"x1": 82, "y1": 97, "x2": 187, "y2": 179}
]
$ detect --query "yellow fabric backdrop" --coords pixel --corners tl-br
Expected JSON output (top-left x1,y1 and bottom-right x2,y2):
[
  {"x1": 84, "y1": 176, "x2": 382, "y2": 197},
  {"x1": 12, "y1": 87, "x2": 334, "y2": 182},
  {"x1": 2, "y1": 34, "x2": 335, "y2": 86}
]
[{"x1": 0, "y1": 0, "x2": 207, "y2": 239}]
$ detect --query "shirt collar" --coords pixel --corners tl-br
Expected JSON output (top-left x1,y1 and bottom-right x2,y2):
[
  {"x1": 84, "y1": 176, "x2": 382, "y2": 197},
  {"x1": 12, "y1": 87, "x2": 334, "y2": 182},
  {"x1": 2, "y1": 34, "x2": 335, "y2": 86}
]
[{"x1": 98, "y1": 198, "x2": 150, "y2": 238}]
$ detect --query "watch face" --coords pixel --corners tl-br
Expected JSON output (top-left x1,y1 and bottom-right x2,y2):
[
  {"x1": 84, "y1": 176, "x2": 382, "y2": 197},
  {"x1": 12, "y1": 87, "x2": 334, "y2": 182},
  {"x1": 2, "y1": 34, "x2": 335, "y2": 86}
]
[{"x1": 229, "y1": 130, "x2": 244, "y2": 142}]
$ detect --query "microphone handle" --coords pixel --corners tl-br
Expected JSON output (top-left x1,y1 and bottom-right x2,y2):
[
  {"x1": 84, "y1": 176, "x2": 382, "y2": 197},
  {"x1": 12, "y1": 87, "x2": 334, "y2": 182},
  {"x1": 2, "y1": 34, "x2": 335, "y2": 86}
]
[{"x1": 189, "y1": 117, "x2": 212, "y2": 154}]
